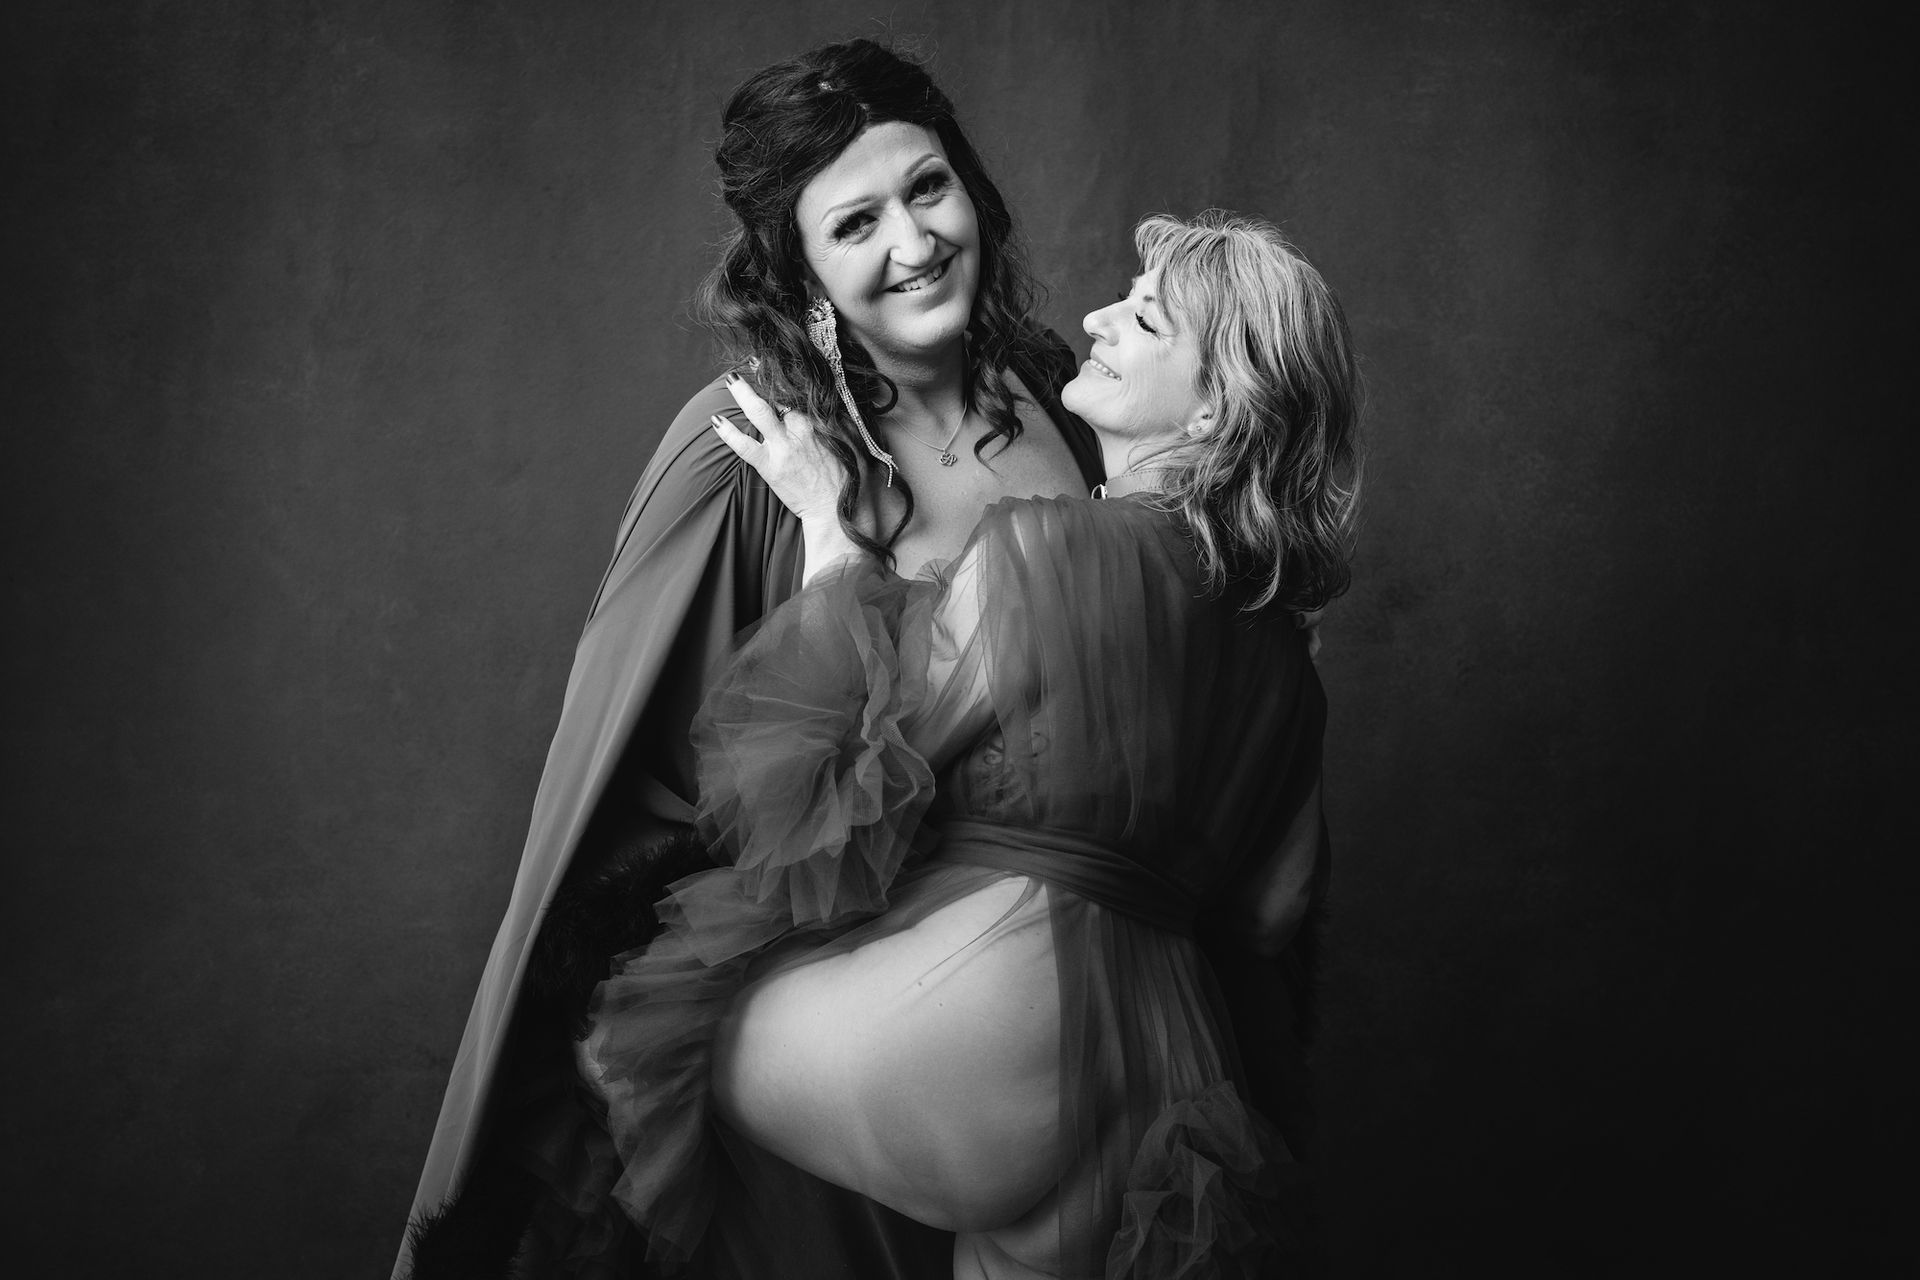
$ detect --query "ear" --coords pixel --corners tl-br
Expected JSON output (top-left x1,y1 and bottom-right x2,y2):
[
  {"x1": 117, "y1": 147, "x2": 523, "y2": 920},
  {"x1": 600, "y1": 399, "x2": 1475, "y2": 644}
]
[{"x1": 1183, "y1": 405, "x2": 1216, "y2": 440}]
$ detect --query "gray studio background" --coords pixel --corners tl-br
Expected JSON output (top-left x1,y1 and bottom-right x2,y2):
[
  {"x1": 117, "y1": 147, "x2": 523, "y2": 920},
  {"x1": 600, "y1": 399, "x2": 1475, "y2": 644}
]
[{"x1": 4, "y1": 1, "x2": 1906, "y2": 1275}]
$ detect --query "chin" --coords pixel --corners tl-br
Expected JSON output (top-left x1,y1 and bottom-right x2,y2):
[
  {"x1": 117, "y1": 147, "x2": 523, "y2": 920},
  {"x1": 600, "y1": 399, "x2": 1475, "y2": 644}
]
[
  {"x1": 1060, "y1": 384, "x2": 1123, "y2": 445},
  {"x1": 1061, "y1": 373, "x2": 1094, "y2": 417},
  {"x1": 896, "y1": 308, "x2": 971, "y2": 358}
]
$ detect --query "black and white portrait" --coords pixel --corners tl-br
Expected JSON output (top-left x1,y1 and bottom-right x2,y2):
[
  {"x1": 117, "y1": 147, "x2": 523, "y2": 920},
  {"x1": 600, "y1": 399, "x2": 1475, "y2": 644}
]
[{"x1": 3, "y1": 3, "x2": 1905, "y2": 1276}]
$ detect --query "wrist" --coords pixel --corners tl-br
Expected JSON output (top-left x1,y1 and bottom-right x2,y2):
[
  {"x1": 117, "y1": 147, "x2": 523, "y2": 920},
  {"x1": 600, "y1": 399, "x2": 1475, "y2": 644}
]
[{"x1": 801, "y1": 517, "x2": 865, "y2": 584}]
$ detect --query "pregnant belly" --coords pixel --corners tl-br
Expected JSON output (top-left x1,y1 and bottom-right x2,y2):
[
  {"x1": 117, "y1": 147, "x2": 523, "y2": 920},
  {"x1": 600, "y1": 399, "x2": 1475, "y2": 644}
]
[{"x1": 711, "y1": 870, "x2": 1065, "y2": 1233}]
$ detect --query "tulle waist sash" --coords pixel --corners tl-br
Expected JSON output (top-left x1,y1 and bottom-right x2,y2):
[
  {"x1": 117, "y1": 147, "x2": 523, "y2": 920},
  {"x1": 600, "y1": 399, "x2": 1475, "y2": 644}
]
[{"x1": 938, "y1": 818, "x2": 1200, "y2": 934}]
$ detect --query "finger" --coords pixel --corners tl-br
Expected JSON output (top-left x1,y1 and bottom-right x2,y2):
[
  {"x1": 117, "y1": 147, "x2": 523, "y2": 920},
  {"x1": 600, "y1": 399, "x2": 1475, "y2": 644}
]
[
  {"x1": 780, "y1": 405, "x2": 813, "y2": 438},
  {"x1": 724, "y1": 374, "x2": 787, "y2": 442},
  {"x1": 710, "y1": 413, "x2": 767, "y2": 467}
]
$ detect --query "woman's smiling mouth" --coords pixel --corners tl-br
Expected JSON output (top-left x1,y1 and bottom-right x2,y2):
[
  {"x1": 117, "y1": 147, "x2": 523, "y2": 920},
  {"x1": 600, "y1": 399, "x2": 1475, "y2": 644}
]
[
  {"x1": 1085, "y1": 355, "x2": 1120, "y2": 380},
  {"x1": 887, "y1": 258, "x2": 952, "y2": 293}
]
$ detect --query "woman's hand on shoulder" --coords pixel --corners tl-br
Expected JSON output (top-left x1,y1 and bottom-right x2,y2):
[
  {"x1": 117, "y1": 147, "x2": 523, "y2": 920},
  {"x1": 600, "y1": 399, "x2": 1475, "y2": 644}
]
[
  {"x1": 711, "y1": 374, "x2": 842, "y2": 526},
  {"x1": 713, "y1": 374, "x2": 869, "y2": 583}
]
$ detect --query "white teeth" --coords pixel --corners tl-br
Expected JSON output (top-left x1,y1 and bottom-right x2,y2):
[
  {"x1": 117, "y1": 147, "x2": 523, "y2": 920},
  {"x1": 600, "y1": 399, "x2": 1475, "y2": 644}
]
[
  {"x1": 1087, "y1": 356, "x2": 1120, "y2": 380},
  {"x1": 890, "y1": 259, "x2": 950, "y2": 293}
]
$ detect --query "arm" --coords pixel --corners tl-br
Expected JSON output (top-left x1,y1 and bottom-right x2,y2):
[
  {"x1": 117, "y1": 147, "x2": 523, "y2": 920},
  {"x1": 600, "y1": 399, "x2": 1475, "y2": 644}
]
[
  {"x1": 1235, "y1": 778, "x2": 1329, "y2": 958},
  {"x1": 712, "y1": 373, "x2": 995, "y2": 767},
  {"x1": 399, "y1": 376, "x2": 801, "y2": 1241},
  {"x1": 695, "y1": 381, "x2": 1008, "y2": 927},
  {"x1": 573, "y1": 379, "x2": 806, "y2": 823}
]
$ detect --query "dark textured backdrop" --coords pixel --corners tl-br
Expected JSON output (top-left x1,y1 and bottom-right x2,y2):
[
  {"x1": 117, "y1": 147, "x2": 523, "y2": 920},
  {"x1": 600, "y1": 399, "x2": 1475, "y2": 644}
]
[{"x1": 3, "y1": 1, "x2": 1908, "y2": 1275}]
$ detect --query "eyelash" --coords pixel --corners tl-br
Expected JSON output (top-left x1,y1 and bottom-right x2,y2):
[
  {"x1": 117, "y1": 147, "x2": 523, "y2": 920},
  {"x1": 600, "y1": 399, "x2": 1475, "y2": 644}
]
[
  {"x1": 1118, "y1": 292, "x2": 1159, "y2": 335},
  {"x1": 833, "y1": 172, "x2": 952, "y2": 241}
]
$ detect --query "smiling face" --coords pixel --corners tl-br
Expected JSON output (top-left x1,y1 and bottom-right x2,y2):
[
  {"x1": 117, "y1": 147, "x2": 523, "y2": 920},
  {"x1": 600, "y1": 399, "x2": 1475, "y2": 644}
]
[
  {"x1": 1062, "y1": 266, "x2": 1211, "y2": 458},
  {"x1": 793, "y1": 121, "x2": 981, "y2": 367}
]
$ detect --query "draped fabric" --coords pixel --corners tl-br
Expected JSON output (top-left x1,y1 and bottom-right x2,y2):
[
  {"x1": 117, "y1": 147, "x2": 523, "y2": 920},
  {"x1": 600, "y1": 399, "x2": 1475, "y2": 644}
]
[
  {"x1": 583, "y1": 495, "x2": 1330, "y2": 1277},
  {"x1": 395, "y1": 330, "x2": 1108, "y2": 1278}
]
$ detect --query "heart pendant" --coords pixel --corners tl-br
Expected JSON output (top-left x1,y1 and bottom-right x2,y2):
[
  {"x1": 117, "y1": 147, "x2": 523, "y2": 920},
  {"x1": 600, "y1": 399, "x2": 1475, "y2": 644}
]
[{"x1": 939, "y1": 451, "x2": 958, "y2": 466}]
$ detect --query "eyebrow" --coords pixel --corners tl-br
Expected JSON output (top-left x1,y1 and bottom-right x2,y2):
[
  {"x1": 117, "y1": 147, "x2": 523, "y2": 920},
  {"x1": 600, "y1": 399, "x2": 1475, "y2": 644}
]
[
  {"x1": 817, "y1": 154, "x2": 947, "y2": 225},
  {"x1": 1129, "y1": 275, "x2": 1172, "y2": 329}
]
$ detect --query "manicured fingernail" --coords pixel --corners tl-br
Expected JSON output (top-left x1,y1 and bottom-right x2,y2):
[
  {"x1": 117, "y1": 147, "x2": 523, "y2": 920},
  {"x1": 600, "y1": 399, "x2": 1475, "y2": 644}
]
[{"x1": 710, "y1": 414, "x2": 727, "y2": 429}]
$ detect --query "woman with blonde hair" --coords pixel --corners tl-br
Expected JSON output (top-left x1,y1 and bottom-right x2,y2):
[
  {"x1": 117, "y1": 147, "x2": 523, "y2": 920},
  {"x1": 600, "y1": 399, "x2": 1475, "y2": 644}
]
[{"x1": 584, "y1": 209, "x2": 1361, "y2": 1277}]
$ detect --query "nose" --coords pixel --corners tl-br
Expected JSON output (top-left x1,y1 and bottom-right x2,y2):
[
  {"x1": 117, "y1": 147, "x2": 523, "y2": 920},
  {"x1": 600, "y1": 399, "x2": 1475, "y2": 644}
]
[
  {"x1": 1083, "y1": 299, "x2": 1118, "y2": 343},
  {"x1": 887, "y1": 205, "x2": 939, "y2": 268}
]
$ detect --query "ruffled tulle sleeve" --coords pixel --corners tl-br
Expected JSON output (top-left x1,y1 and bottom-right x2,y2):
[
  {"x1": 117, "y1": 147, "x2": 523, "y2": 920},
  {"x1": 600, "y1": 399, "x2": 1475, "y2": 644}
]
[{"x1": 691, "y1": 560, "x2": 944, "y2": 931}]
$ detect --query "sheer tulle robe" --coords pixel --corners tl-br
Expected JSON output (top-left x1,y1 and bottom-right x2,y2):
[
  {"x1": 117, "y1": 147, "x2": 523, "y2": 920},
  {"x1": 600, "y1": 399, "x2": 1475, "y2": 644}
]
[{"x1": 583, "y1": 494, "x2": 1327, "y2": 1277}]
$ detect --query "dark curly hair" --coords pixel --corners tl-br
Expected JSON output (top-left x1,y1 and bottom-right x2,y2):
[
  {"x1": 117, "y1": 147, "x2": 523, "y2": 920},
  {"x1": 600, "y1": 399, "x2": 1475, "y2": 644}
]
[{"x1": 695, "y1": 38, "x2": 1057, "y2": 566}]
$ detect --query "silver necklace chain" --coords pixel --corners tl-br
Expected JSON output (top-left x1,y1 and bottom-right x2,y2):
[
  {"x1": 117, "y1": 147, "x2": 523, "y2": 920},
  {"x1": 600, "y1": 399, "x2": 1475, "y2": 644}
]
[{"x1": 888, "y1": 412, "x2": 968, "y2": 467}]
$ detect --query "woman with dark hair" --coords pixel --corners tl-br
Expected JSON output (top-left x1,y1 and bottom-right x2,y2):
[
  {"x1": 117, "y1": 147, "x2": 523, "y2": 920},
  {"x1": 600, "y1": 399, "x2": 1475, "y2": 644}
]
[
  {"x1": 693, "y1": 41, "x2": 1090, "y2": 578},
  {"x1": 588, "y1": 209, "x2": 1360, "y2": 1277},
  {"x1": 397, "y1": 38, "x2": 1103, "y2": 1279}
]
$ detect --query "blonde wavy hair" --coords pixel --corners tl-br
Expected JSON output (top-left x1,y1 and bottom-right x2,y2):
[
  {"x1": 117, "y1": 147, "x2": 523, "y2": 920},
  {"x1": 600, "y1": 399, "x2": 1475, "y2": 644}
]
[{"x1": 1132, "y1": 210, "x2": 1362, "y2": 613}]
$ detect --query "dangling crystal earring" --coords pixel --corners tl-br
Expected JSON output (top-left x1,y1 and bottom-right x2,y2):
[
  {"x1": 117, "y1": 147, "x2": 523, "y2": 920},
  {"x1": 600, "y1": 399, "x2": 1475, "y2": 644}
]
[{"x1": 805, "y1": 297, "x2": 895, "y2": 487}]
